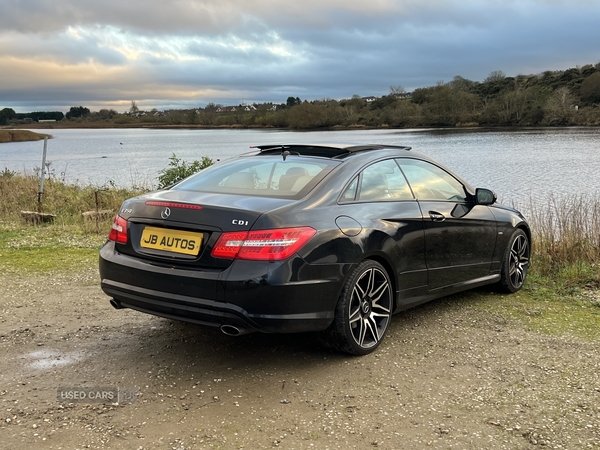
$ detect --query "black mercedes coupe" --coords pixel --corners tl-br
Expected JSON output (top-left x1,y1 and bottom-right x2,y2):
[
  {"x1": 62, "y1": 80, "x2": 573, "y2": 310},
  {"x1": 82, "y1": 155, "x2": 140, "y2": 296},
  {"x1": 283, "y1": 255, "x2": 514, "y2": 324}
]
[{"x1": 99, "y1": 144, "x2": 530, "y2": 355}]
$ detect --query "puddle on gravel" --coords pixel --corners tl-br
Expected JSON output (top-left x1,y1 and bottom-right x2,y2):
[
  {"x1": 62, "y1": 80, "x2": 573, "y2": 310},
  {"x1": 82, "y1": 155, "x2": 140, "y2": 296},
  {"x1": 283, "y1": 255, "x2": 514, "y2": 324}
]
[{"x1": 24, "y1": 349, "x2": 86, "y2": 371}]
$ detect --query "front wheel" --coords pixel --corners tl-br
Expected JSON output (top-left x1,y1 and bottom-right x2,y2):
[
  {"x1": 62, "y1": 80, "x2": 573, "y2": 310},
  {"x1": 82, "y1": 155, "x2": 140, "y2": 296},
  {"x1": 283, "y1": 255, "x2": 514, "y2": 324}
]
[
  {"x1": 320, "y1": 260, "x2": 393, "y2": 355},
  {"x1": 499, "y1": 228, "x2": 530, "y2": 293}
]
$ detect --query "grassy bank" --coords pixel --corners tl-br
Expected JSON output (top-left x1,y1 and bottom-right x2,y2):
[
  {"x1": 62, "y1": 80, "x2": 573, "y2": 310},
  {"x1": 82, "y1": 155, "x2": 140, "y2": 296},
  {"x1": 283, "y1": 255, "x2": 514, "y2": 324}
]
[
  {"x1": 0, "y1": 171, "x2": 144, "y2": 222},
  {"x1": 0, "y1": 173, "x2": 598, "y2": 340},
  {"x1": 0, "y1": 172, "x2": 144, "y2": 275},
  {"x1": 0, "y1": 129, "x2": 52, "y2": 143},
  {"x1": 527, "y1": 195, "x2": 600, "y2": 286}
]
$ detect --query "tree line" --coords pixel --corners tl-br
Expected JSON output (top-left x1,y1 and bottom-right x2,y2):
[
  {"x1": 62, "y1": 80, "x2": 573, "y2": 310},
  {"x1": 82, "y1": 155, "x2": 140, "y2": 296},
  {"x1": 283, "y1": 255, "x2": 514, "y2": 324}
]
[
  {"x1": 0, "y1": 108, "x2": 64, "y2": 124},
  {"x1": 3, "y1": 62, "x2": 600, "y2": 129},
  {"x1": 0, "y1": 106, "x2": 114, "y2": 125},
  {"x1": 171, "y1": 63, "x2": 600, "y2": 129}
]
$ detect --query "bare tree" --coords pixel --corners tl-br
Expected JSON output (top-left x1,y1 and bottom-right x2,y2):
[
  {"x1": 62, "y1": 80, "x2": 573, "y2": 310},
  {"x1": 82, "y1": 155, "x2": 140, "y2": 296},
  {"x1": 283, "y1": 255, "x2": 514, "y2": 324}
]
[
  {"x1": 544, "y1": 87, "x2": 575, "y2": 125},
  {"x1": 389, "y1": 85, "x2": 406, "y2": 96},
  {"x1": 485, "y1": 70, "x2": 506, "y2": 83}
]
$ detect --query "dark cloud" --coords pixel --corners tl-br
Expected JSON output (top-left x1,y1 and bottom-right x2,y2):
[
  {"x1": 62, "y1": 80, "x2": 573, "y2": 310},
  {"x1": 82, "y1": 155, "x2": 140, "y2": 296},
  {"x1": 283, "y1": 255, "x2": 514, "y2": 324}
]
[{"x1": 1, "y1": 0, "x2": 599, "y2": 112}]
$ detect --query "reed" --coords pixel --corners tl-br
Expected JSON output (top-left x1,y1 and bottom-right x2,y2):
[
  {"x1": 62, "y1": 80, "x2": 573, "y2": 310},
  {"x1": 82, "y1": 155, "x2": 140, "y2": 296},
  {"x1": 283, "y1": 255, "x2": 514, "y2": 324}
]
[
  {"x1": 0, "y1": 170, "x2": 146, "y2": 229},
  {"x1": 526, "y1": 194, "x2": 600, "y2": 285}
]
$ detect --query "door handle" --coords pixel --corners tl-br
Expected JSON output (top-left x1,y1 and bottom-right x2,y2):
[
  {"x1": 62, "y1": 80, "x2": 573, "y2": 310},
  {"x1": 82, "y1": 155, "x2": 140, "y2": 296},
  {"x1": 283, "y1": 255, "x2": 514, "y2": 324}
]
[{"x1": 429, "y1": 211, "x2": 446, "y2": 222}]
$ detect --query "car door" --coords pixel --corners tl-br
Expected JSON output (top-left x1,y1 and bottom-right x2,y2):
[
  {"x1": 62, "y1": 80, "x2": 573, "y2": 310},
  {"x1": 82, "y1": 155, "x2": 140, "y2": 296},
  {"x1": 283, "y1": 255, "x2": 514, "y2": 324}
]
[
  {"x1": 340, "y1": 159, "x2": 427, "y2": 302},
  {"x1": 397, "y1": 158, "x2": 497, "y2": 290}
]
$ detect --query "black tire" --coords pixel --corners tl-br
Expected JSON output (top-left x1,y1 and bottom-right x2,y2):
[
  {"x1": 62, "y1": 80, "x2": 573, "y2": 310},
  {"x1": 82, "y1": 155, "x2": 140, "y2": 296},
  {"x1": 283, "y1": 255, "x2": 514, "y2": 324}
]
[
  {"x1": 499, "y1": 228, "x2": 530, "y2": 293},
  {"x1": 319, "y1": 260, "x2": 393, "y2": 355}
]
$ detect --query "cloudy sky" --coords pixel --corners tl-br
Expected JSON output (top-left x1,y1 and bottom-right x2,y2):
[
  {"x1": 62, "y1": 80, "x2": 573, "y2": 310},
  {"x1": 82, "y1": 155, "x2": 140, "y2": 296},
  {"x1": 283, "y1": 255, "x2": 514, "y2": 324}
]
[{"x1": 1, "y1": 0, "x2": 599, "y2": 113}]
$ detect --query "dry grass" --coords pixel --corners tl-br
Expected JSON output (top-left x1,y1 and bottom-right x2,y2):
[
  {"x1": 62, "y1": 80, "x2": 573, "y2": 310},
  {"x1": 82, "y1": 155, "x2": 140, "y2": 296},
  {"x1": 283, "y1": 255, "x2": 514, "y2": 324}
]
[
  {"x1": 0, "y1": 172, "x2": 145, "y2": 230},
  {"x1": 0, "y1": 130, "x2": 52, "y2": 143},
  {"x1": 526, "y1": 194, "x2": 600, "y2": 285}
]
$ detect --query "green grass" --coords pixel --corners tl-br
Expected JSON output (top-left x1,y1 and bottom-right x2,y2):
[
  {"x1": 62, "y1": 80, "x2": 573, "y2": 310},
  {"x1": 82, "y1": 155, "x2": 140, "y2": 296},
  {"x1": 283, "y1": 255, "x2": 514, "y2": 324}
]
[
  {"x1": 453, "y1": 276, "x2": 600, "y2": 341},
  {"x1": 519, "y1": 273, "x2": 600, "y2": 339},
  {"x1": 0, "y1": 221, "x2": 107, "y2": 274}
]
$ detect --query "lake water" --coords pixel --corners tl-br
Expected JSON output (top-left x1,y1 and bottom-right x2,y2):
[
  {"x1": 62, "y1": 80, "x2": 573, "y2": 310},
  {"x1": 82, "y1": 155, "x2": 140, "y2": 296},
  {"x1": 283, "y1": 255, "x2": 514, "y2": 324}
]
[{"x1": 1, "y1": 127, "x2": 599, "y2": 205}]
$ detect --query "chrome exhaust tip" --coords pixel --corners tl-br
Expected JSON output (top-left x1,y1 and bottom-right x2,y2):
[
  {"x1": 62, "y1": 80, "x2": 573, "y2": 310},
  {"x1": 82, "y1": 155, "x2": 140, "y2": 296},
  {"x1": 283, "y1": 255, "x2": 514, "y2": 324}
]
[{"x1": 220, "y1": 324, "x2": 254, "y2": 336}]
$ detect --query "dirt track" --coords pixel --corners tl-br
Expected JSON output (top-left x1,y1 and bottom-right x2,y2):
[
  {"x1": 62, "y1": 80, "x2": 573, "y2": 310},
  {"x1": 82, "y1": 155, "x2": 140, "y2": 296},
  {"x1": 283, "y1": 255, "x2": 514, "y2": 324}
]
[{"x1": 1, "y1": 267, "x2": 599, "y2": 449}]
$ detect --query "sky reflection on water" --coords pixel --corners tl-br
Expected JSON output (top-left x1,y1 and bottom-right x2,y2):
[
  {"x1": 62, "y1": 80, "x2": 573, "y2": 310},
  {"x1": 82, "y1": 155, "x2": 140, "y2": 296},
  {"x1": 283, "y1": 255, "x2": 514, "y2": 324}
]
[{"x1": 1, "y1": 127, "x2": 598, "y2": 206}]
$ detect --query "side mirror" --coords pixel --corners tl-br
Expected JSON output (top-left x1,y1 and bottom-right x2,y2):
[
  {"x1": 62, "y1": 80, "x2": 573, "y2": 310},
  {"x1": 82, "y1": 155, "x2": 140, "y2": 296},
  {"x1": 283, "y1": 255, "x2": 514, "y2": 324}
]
[{"x1": 476, "y1": 188, "x2": 497, "y2": 205}]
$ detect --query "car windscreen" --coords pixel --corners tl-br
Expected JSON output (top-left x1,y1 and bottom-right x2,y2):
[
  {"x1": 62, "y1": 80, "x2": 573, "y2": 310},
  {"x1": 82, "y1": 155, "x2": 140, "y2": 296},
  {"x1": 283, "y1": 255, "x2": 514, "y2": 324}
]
[{"x1": 172, "y1": 156, "x2": 339, "y2": 198}]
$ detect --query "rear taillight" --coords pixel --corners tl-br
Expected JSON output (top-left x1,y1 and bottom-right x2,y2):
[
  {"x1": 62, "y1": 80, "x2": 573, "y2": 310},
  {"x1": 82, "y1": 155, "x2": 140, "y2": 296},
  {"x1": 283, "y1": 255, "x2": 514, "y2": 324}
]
[
  {"x1": 108, "y1": 215, "x2": 128, "y2": 244},
  {"x1": 212, "y1": 227, "x2": 316, "y2": 261}
]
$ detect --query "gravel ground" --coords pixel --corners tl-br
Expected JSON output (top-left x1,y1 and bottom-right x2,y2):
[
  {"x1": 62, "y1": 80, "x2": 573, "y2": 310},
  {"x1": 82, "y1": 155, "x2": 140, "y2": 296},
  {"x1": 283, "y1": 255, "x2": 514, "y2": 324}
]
[{"x1": 1, "y1": 268, "x2": 599, "y2": 449}]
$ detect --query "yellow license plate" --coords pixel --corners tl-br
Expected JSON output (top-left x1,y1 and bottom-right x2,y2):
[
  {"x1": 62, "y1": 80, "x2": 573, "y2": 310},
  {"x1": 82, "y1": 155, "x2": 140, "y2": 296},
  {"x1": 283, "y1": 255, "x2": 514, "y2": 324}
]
[{"x1": 140, "y1": 227, "x2": 202, "y2": 256}]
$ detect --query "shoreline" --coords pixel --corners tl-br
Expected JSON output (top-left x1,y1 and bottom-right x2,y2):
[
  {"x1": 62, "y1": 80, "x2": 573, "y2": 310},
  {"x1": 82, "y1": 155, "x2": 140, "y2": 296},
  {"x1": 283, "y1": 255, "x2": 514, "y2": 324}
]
[
  {"x1": 3, "y1": 122, "x2": 600, "y2": 143},
  {"x1": 0, "y1": 129, "x2": 52, "y2": 143},
  {"x1": 1, "y1": 123, "x2": 397, "y2": 140},
  {"x1": 5, "y1": 122, "x2": 377, "y2": 131}
]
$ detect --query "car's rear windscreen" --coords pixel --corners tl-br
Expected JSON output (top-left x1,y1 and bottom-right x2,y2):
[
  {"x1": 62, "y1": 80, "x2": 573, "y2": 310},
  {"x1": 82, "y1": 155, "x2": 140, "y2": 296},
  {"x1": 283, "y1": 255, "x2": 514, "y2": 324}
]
[{"x1": 173, "y1": 156, "x2": 339, "y2": 199}]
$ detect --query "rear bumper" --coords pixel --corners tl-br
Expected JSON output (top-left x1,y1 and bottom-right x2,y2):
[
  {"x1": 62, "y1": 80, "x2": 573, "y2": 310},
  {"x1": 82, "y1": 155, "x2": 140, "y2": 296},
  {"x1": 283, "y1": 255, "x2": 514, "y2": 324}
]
[
  {"x1": 99, "y1": 242, "x2": 347, "y2": 333},
  {"x1": 100, "y1": 278, "x2": 335, "y2": 332}
]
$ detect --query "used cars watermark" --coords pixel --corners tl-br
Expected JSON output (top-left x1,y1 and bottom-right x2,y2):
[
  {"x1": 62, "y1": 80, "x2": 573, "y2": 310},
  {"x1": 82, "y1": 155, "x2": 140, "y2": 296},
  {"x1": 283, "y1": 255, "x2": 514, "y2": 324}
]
[{"x1": 57, "y1": 386, "x2": 138, "y2": 403}]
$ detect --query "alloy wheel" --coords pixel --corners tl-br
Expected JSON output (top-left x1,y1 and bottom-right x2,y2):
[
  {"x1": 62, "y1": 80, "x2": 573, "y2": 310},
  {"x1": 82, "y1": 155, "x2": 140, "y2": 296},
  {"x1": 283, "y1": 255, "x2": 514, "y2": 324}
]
[
  {"x1": 348, "y1": 266, "x2": 392, "y2": 350},
  {"x1": 509, "y1": 233, "x2": 529, "y2": 289}
]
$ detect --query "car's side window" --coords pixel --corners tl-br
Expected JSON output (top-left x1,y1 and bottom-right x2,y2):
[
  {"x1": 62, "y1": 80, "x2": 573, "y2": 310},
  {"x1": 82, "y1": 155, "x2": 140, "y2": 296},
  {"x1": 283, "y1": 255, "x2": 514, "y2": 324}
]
[
  {"x1": 347, "y1": 159, "x2": 413, "y2": 202},
  {"x1": 397, "y1": 158, "x2": 467, "y2": 201},
  {"x1": 341, "y1": 177, "x2": 359, "y2": 202}
]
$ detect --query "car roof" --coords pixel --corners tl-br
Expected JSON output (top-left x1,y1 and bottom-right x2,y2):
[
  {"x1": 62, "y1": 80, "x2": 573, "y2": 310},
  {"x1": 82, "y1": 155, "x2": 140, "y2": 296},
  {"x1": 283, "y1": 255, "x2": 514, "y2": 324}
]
[
  {"x1": 248, "y1": 143, "x2": 478, "y2": 195},
  {"x1": 251, "y1": 144, "x2": 412, "y2": 158}
]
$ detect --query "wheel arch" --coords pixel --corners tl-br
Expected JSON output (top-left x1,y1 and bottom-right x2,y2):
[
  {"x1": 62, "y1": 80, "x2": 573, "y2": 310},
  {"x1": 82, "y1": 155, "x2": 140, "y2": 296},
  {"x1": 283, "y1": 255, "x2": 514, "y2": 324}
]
[
  {"x1": 517, "y1": 223, "x2": 532, "y2": 254},
  {"x1": 352, "y1": 252, "x2": 398, "y2": 312}
]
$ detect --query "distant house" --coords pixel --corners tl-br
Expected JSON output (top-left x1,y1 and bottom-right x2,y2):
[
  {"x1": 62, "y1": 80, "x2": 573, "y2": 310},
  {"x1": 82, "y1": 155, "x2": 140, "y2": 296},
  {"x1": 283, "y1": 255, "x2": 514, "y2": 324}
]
[
  {"x1": 216, "y1": 105, "x2": 261, "y2": 113},
  {"x1": 210, "y1": 103, "x2": 281, "y2": 113},
  {"x1": 361, "y1": 96, "x2": 377, "y2": 102},
  {"x1": 38, "y1": 119, "x2": 56, "y2": 123},
  {"x1": 391, "y1": 92, "x2": 412, "y2": 100}
]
